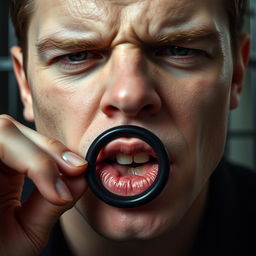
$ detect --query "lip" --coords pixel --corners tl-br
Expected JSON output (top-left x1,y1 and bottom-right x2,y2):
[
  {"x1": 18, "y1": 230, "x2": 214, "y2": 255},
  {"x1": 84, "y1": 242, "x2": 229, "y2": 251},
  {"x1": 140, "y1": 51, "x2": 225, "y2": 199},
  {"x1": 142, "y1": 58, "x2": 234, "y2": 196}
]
[
  {"x1": 96, "y1": 137, "x2": 157, "y2": 163},
  {"x1": 97, "y1": 162, "x2": 159, "y2": 196},
  {"x1": 93, "y1": 137, "x2": 169, "y2": 196}
]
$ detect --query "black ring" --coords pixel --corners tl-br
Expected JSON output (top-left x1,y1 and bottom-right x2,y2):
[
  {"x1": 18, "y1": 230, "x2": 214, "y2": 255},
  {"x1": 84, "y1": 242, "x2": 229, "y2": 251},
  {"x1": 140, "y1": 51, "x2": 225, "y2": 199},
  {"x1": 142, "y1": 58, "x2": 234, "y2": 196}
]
[{"x1": 85, "y1": 125, "x2": 170, "y2": 208}]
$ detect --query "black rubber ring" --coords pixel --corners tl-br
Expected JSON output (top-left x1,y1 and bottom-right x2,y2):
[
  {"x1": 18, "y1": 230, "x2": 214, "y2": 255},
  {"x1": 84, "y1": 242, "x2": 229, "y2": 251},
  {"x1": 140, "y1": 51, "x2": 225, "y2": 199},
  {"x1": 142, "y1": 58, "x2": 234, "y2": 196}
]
[{"x1": 85, "y1": 125, "x2": 170, "y2": 208}]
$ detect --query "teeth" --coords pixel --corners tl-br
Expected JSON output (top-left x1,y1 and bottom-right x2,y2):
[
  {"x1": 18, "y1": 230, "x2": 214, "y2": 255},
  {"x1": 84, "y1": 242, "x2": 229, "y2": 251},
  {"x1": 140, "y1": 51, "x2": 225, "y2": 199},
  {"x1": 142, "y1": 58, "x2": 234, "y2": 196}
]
[
  {"x1": 116, "y1": 154, "x2": 133, "y2": 165},
  {"x1": 134, "y1": 152, "x2": 150, "y2": 164},
  {"x1": 115, "y1": 153, "x2": 150, "y2": 165}
]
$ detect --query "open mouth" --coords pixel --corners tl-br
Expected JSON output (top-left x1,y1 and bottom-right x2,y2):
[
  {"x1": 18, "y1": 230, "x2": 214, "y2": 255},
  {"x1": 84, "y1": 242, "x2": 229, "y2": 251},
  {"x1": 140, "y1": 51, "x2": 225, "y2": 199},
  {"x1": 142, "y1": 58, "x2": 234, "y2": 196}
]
[{"x1": 96, "y1": 138, "x2": 159, "y2": 196}]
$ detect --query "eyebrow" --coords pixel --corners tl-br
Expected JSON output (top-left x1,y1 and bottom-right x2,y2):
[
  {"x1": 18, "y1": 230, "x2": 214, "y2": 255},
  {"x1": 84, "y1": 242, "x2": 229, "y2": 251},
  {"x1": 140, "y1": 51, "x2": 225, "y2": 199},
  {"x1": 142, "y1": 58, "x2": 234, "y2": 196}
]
[
  {"x1": 156, "y1": 27, "x2": 220, "y2": 45},
  {"x1": 36, "y1": 27, "x2": 220, "y2": 55},
  {"x1": 36, "y1": 37, "x2": 103, "y2": 55}
]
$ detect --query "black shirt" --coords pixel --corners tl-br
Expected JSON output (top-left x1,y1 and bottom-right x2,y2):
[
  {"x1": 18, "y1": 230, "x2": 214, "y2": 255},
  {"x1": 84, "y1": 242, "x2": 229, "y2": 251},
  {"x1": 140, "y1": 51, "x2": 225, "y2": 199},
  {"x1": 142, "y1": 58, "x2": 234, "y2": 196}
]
[{"x1": 40, "y1": 160, "x2": 256, "y2": 256}]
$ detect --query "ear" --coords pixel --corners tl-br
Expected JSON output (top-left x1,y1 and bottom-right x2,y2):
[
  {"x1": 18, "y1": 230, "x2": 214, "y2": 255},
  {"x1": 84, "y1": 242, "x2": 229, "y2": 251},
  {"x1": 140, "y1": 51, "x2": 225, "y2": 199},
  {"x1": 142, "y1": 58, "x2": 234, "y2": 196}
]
[
  {"x1": 229, "y1": 33, "x2": 250, "y2": 110},
  {"x1": 11, "y1": 46, "x2": 34, "y2": 122}
]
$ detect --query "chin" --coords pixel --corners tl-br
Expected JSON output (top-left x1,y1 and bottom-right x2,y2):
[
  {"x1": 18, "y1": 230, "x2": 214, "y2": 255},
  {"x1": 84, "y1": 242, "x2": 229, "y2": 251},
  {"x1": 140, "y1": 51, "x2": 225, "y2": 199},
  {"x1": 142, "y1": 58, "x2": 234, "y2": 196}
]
[
  {"x1": 78, "y1": 191, "x2": 179, "y2": 241},
  {"x1": 95, "y1": 214, "x2": 170, "y2": 242}
]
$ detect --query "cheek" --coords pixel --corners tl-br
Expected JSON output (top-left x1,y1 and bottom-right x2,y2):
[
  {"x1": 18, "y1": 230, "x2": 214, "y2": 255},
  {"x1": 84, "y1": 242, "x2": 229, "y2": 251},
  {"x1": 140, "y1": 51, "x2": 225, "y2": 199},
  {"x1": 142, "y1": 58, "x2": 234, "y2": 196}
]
[
  {"x1": 191, "y1": 75, "x2": 231, "y2": 137},
  {"x1": 30, "y1": 85, "x2": 64, "y2": 138},
  {"x1": 29, "y1": 74, "x2": 103, "y2": 151},
  {"x1": 172, "y1": 69, "x2": 231, "y2": 143},
  {"x1": 160, "y1": 69, "x2": 231, "y2": 185},
  {"x1": 182, "y1": 74, "x2": 231, "y2": 181}
]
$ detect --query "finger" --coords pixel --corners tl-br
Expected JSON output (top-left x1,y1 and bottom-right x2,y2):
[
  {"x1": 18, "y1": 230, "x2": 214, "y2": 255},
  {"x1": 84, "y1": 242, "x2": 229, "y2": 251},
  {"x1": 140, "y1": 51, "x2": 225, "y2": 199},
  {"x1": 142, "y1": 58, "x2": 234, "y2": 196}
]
[
  {"x1": 0, "y1": 115, "x2": 87, "y2": 176},
  {"x1": 0, "y1": 117, "x2": 80, "y2": 204},
  {"x1": 17, "y1": 175, "x2": 86, "y2": 250}
]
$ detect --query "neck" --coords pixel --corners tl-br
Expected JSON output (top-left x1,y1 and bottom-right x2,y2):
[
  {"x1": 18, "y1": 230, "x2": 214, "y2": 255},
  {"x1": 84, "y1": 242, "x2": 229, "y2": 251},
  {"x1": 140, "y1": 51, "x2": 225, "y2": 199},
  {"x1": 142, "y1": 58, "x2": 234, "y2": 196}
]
[{"x1": 60, "y1": 184, "x2": 208, "y2": 256}]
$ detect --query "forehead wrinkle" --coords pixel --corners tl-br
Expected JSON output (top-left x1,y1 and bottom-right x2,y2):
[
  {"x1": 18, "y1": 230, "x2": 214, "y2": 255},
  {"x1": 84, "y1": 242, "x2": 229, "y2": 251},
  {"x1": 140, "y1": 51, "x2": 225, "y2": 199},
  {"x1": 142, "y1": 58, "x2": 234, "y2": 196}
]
[
  {"x1": 146, "y1": 0, "x2": 195, "y2": 32},
  {"x1": 144, "y1": 0, "x2": 226, "y2": 42},
  {"x1": 66, "y1": 0, "x2": 103, "y2": 22},
  {"x1": 63, "y1": 0, "x2": 195, "y2": 44},
  {"x1": 110, "y1": 0, "x2": 217, "y2": 46},
  {"x1": 65, "y1": 0, "x2": 117, "y2": 25},
  {"x1": 33, "y1": 0, "x2": 229, "y2": 56},
  {"x1": 33, "y1": 0, "x2": 122, "y2": 50},
  {"x1": 96, "y1": 0, "x2": 146, "y2": 7},
  {"x1": 111, "y1": 0, "x2": 199, "y2": 45}
]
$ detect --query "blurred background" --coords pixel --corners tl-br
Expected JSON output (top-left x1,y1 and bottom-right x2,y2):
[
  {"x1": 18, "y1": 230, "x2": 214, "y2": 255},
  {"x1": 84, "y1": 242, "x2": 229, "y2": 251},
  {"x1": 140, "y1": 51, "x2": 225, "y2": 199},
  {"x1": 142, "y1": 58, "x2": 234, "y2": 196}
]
[{"x1": 0, "y1": 0, "x2": 256, "y2": 169}]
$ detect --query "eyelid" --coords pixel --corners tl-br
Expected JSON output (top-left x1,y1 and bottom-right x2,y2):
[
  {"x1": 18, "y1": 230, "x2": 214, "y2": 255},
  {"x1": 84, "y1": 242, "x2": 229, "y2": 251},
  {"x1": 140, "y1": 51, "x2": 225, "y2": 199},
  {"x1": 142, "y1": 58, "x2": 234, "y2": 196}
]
[
  {"x1": 42, "y1": 47, "x2": 101, "y2": 63},
  {"x1": 55, "y1": 51, "x2": 89, "y2": 62},
  {"x1": 155, "y1": 45, "x2": 203, "y2": 54},
  {"x1": 50, "y1": 50, "x2": 105, "y2": 75},
  {"x1": 151, "y1": 45, "x2": 212, "y2": 69},
  {"x1": 43, "y1": 49, "x2": 87, "y2": 65}
]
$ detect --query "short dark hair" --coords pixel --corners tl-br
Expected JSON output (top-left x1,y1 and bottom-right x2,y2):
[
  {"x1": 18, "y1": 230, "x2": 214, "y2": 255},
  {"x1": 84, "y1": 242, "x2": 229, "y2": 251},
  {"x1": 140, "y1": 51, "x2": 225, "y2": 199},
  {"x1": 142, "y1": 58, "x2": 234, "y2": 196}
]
[
  {"x1": 226, "y1": 0, "x2": 248, "y2": 54},
  {"x1": 10, "y1": 0, "x2": 248, "y2": 59},
  {"x1": 9, "y1": 0, "x2": 34, "y2": 67}
]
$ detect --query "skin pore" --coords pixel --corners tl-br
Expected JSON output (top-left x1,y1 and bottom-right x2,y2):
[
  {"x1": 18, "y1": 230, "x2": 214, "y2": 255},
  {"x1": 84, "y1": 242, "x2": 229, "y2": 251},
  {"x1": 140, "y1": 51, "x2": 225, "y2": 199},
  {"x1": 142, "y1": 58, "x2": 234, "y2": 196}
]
[{"x1": 11, "y1": 0, "x2": 249, "y2": 255}]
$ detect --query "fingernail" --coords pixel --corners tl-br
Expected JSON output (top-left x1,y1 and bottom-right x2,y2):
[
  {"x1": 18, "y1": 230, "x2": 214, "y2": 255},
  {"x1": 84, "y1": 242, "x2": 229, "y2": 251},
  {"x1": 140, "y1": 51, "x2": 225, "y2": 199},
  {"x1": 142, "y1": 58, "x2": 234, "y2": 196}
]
[
  {"x1": 56, "y1": 178, "x2": 73, "y2": 201},
  {"x1": 61, "y1": 151, "x2": 87, "y2": 167}
]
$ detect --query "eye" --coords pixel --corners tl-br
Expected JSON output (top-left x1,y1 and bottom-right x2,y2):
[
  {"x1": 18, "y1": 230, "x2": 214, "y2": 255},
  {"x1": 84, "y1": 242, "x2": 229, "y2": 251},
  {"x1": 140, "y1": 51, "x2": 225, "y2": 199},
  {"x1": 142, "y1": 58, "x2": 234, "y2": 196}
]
[
  {"x1": 155, "y1": 45, "x2": 200, "y2": 57},
  {"x1": 65, "y1": 51, "x2": 88, "y2": 62},
  {"x1": 153, "y1": 45, "x2": 209, "y2": 68},
  {"x1": 53, "y1": 50, "x2": 104, "y2": 74},
  {"x1": 168, "y1": 46, "x2": 198, "y2": 56}
]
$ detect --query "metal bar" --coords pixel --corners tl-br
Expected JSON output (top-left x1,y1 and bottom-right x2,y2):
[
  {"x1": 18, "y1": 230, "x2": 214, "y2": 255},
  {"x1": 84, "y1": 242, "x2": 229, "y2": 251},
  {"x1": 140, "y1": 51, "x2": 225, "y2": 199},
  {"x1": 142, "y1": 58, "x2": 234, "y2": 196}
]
[
  {"x1": 249, "y1": 1, "x2": 256, "y2": 167},
  {"x1": 0, "y1": 57, "x2": 12, "y2": 71},
  {"x1": 248, "y1": 58, "x2": 256, "y2": 69},
  {"x1": 228, "y1": 131, "x2": 256, "y2": 137}
]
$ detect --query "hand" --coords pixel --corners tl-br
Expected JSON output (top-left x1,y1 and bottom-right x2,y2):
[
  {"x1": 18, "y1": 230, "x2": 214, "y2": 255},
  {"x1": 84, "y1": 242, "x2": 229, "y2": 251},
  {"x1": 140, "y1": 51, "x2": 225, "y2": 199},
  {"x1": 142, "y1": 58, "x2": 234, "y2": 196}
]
[{"x1": 0, "y1": 115, "x2": 87, "y2": 256}]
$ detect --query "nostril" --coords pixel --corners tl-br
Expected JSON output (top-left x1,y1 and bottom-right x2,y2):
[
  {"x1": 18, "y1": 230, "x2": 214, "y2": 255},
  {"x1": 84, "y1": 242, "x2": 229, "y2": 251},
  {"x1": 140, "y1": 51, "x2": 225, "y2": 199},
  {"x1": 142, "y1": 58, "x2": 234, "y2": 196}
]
[
  {"x1": 142, "y1": 104, "x2": 159, "y2": 114},
  {"x1": 103, "y1": 105, "x2": 120, "y2": 116},
  {"x1": 102, "y1": 102, "x2": 161, "y2": 117},
  {"x1": 100, "y1": 81, "x2": 162, "y2": 117}
]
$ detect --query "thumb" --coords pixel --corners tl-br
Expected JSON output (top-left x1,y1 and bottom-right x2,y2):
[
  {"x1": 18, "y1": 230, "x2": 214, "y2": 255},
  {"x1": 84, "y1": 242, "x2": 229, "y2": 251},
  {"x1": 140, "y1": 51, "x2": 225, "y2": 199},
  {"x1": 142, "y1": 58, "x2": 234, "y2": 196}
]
[{"x1": 17, "y1": 175, "x2": 86, "y2": 250}]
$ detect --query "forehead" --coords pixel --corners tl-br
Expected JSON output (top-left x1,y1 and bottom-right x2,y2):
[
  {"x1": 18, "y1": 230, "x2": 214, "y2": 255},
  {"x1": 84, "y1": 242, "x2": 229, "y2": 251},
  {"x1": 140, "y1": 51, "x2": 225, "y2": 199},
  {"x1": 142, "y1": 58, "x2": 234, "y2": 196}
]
[{"x1": 31, "y1": 0, "x2": 226, "y2": 41}]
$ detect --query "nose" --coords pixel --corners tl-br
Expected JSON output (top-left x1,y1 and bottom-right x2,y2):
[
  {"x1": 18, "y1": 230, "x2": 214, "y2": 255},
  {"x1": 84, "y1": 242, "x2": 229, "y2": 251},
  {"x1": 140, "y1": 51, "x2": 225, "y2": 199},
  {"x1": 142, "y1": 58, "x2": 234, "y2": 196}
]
[{"x1": 100, "y1": 47, "x2": 162, "y2": 118}]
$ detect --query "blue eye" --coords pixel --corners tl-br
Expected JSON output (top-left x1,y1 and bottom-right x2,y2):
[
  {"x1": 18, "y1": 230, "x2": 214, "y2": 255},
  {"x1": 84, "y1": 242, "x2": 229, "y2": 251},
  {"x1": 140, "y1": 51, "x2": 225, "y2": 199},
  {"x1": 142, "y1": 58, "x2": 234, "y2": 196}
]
[
  {"x1": 155, "y1": 45, "x2": 200, "y2": 58},
  {"x1": 53, "y1": 50, "x2": 105, "y2": 74},
  {"x1": 153, "y1": 44, "x2": 209, "y2": 68},
  {"x1": 169, "y1": 46, "x2": 197, "y2": 56},
  {"x1": 66, "y1": 51, "x2": 88, "y2": 62}
]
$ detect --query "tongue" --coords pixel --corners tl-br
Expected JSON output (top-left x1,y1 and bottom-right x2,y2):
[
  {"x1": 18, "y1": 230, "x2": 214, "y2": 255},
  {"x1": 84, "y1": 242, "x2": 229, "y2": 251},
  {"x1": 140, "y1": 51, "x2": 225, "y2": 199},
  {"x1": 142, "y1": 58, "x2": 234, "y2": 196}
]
[{"x1": 97, "y1": 163, "x2": 158, "y2": 196}]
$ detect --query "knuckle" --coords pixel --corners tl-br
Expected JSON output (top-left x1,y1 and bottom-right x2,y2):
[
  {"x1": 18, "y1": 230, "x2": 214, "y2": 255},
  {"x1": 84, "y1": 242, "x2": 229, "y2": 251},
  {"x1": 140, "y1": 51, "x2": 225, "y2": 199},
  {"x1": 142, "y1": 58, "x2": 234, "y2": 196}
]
[
  {"x1": 32, "y1": 155, "x2": 56, "y2": 170},
  {"x1": 27, "y1": 155, "x2": 58, "y2": 178},
  {"x1": 0, "y1": 118, "x2": 17, "y2": 159},
  {"x1": 0, "y1": 117, "x2": 15, "y2": 131},
  {"x1": 44, "y1": 137, "x2": 61, "y2": 149},
  {"x1": 40, "y1": 156, "x2": 57, "y2": 169},
  {"x1": 0, "y1": 114, "x2": 13, "y2": 120}
]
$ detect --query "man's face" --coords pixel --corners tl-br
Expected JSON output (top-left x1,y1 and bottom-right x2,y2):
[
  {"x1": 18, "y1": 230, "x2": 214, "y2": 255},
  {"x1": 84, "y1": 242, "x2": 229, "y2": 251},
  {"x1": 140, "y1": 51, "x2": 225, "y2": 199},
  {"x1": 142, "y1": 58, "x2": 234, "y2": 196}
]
[{"x1": 21, "y1": 0, "x2": 238, "y2": 240}]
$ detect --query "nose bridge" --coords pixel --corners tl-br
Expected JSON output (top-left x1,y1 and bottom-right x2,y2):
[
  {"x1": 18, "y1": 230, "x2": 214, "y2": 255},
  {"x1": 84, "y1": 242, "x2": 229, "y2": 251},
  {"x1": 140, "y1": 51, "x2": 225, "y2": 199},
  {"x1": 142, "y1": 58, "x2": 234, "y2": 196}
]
[
  {"x1": 110, "y1": 45, "x2": 147, "y2": 88},
  {"x1": 100, "y1": 45, "x2": 162, "y2": 118}
]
